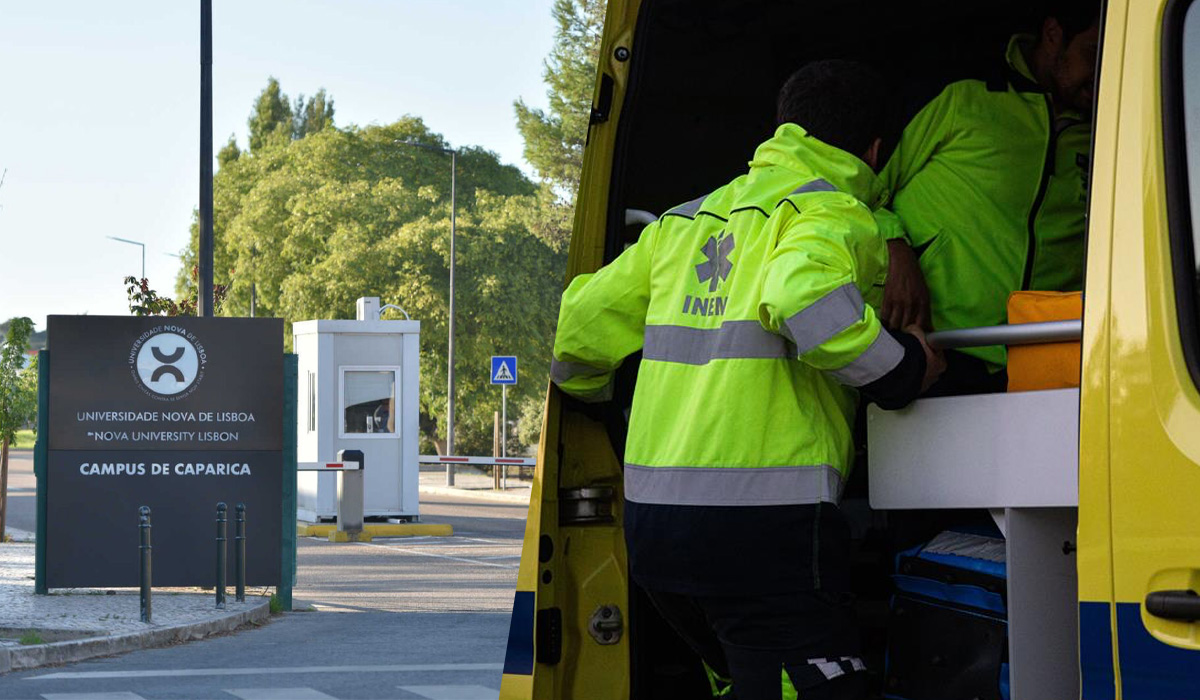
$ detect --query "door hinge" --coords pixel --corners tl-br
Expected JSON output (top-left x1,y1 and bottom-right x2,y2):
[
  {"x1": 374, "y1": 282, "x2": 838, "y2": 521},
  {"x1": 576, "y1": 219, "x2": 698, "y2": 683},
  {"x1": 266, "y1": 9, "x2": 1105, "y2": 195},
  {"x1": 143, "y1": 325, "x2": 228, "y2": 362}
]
[{"x1": 559, "y1": 486, "x2": 615, "y2": 525}]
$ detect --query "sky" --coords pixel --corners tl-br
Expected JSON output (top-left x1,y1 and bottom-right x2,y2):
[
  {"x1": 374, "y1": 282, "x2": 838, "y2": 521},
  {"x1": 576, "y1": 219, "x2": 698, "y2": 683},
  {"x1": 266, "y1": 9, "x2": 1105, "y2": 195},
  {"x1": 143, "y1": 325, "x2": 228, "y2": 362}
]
[{"x1": 0, "y1": 0, "x2": 556, "y2": 332}]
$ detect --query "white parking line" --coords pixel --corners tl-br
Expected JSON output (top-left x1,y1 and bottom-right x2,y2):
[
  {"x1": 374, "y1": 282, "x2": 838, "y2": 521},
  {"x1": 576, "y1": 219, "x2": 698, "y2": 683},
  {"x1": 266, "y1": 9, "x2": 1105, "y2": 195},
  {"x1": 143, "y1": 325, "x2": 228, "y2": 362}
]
[
  {"x1": 400, "y1": 685, "x2": 499, "y2": 700},
  {"x1": 352, "y1": 541, "x2": 518, "y2": 569},
  {"x1": 228, "y1": 689, "x2": 337, "y2": 700},
  {"x1": 27, "y1": 663, "x2": 505, "y2": 680}
]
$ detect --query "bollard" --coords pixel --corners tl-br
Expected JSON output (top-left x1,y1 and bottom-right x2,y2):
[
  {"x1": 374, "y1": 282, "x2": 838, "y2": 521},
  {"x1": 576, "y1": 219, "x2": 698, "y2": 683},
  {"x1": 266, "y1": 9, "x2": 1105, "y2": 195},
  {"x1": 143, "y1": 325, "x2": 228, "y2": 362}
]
[
  {"x1": 335, "y1": 449, "x2": 365, "y2": 541},
  {"x1": 139, "y1": 506, "x2": 152, "y2": 623},
  {"x1": 215, "y1": 502, "x2": 227, "y2": 609},
  {"x1": 235, "y1": 503, "x2": 246, "y2": 603}
]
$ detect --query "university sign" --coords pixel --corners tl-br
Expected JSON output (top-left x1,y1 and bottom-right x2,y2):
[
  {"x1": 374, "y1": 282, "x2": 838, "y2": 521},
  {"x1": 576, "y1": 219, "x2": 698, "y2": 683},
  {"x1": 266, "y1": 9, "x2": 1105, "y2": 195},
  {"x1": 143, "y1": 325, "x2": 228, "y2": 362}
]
[{"x1": 40, "y1": 316, "x2": 286, "y2": 589}]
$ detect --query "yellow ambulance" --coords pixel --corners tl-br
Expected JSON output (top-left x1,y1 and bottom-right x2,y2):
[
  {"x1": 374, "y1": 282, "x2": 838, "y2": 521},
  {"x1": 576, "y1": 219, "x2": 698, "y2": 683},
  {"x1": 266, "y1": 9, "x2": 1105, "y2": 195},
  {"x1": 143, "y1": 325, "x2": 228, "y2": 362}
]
[{"x1": 500, "y1": 0, "x2": 1200, "y2": 697}]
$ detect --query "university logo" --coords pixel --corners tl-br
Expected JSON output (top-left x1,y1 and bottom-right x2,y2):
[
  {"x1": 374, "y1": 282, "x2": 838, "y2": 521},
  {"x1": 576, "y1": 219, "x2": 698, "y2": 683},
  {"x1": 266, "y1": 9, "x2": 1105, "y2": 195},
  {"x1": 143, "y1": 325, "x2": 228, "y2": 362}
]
[
  {"x1": 129, "y1": 326, "x2": 206, "y2": 400},
  {"x1": 696, "y1": 232, "x2": 735, "y2": 292}
]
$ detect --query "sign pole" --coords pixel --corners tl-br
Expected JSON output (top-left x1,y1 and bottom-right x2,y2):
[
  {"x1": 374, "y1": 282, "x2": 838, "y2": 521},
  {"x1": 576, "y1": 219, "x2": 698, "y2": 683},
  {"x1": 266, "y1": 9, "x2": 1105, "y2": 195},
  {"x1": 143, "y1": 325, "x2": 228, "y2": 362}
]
[{"x1": 501, "y1": 384, "x2": 507, "y2": 459}]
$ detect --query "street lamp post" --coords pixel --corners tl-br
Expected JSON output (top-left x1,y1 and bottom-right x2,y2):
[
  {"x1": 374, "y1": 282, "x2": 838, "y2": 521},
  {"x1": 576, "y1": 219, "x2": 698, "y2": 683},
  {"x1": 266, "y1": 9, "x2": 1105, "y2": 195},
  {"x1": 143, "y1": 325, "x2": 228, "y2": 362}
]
[
  {"x1": 394, "y1": 140, "x2": 458, "y2": 485},
  {"x1": 107, "y1": 236, "x2": 146, "y2": 280}
]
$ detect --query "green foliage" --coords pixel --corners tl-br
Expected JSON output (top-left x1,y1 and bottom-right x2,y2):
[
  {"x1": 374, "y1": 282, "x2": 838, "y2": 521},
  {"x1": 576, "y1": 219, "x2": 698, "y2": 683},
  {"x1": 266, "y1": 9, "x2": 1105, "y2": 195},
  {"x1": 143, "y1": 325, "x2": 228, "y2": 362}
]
[
  {"x1": 13, "y1": 429, "x2": 34, "y2": 450},
  {"x1": 176, "y1": 105, "x2": 562, "y2": 454},
  {"x1": 18, "y1": 630, "x2": 44, "y2": 645},
  {"x1": 0, "y1": 319, "x2": 45, "y2": 351},
  {"x1": 125, "y1": 272, "x2": 229, "y2": 317},
  {"x1": 293, "y1": 88, "x2": 335, "y2": 139},
  {"x1": 248, "y1": 78, "x2": 336, "y2": 153},
  {"x1": 269, "y1": 593, "x2": 283, "y2": 614},
  {"x1": 0, "y1": 318, "x2": 36, "y2": 447},
  {"x1": 248, "y1": 78, "x2": 294, "y2": 152},
  {"x1": 514, "y1": 0, "x2": 606, "y2": 204}
]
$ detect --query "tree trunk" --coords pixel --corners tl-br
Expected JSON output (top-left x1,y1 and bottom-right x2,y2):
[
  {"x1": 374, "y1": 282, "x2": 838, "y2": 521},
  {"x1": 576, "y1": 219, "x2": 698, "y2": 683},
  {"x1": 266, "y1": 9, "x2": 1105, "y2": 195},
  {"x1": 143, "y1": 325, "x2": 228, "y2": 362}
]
[{"x1": 0, "y1": 437, "x2": 9, "y2": 543}]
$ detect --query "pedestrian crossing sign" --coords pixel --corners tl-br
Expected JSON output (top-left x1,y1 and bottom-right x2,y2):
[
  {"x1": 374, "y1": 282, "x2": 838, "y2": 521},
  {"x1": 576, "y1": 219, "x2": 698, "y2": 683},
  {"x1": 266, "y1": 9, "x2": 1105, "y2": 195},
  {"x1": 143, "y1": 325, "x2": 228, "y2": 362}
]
[{"x1": 491, "y1": 356, "x2": 517, "y2": 385}]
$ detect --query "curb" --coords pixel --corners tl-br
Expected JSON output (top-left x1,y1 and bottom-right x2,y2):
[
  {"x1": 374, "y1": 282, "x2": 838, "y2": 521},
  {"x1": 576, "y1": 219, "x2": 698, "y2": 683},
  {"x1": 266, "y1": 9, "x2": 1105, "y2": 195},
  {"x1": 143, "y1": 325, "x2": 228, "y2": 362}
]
[
  {"x1": 296, "y1": 523, "x2": 454, "y2": 538},
  {"x1": 0, "y1": 597, "x2": 270, "y2": 674},
  {"x1": 419, "y1": 485, "x2": 531, "y2": 505}
]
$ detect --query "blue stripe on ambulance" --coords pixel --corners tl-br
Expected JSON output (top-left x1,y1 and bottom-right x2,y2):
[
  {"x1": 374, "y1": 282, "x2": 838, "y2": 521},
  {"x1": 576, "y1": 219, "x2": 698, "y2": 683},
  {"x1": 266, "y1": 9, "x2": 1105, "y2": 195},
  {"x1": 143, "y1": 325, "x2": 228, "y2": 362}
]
[
  {"x1": 1115, "y1": 602, "x2": 1200, "y2": 698},
  {"x1": 1079, "y1": 602, "x2": 1116, "y2": 700},
  {"x1": 503, "y1": 590, "x2": 535, "y2": 675}
]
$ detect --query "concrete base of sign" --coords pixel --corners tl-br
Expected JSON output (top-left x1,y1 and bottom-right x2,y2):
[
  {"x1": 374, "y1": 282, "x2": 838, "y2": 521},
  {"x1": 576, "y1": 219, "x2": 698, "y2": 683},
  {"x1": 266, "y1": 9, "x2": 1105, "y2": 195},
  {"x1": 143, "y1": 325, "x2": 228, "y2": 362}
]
[{"x1": 296, "y1": 522, "x2": 454, "y2": 538}]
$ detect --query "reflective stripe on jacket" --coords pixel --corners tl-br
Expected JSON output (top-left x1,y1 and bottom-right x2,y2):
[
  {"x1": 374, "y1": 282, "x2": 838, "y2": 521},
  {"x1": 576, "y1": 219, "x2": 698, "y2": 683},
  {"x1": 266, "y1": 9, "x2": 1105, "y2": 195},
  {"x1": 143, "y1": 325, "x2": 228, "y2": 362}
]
[
  {"x1": 877, "y1": 35, "x2": 1090, "y2": 368},
  {"x1": 552, "y1": 124, "x2": 896, "y2": 507}
]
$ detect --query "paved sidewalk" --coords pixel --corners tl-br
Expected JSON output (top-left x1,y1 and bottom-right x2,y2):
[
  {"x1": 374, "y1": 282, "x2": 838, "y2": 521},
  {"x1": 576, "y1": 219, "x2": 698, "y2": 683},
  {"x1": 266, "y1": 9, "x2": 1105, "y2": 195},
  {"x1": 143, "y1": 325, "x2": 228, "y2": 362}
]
[
  {"x1": 418, "y1": 466, "x2": 531, "y2": 504},
  {"x1": 0, "y1": 542, "x2": 267, "y2": 671}
]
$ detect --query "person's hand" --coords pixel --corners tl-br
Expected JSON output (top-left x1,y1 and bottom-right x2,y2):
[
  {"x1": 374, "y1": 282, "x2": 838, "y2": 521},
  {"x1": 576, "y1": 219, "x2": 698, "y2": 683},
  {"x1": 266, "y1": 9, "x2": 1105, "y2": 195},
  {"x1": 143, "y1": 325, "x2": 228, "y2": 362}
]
[
  {"x1": 904, "y1": 324, "x2": 946, "y2": 392},
  {"x1": 882, "y1": 239, "x2": 932, "y2": 331}
]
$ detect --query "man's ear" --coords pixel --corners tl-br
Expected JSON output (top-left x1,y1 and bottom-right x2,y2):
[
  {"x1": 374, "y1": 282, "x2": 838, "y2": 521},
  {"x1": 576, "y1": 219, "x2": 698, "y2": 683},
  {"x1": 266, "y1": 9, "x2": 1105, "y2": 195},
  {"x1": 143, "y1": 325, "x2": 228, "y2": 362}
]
[
  {"x1": 1042, "y1": 16, "x2": 1064, "y2": 53},
  {"x1": 863, "y1": 137, "x2": 883, "y2": 170}
]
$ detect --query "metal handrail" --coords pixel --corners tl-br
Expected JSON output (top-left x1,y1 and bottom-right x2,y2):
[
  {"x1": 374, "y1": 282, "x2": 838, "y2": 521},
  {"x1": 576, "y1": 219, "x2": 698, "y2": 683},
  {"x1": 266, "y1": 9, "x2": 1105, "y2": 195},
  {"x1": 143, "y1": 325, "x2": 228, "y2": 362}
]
[{"x1": 926, "y1": 320, "x2": 1082, "y2": 350}]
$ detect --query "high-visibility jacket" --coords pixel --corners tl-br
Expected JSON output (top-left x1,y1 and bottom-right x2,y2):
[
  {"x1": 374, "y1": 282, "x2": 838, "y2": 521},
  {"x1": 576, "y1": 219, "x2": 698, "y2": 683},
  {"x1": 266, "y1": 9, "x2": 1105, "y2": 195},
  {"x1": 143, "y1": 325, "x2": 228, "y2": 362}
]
[
  {"x1": 878, "y1": 35, "x2": 1090, "y2": 368},
  {"x1": 552, "y1": 124, "x2": 921, "y2": 507}
]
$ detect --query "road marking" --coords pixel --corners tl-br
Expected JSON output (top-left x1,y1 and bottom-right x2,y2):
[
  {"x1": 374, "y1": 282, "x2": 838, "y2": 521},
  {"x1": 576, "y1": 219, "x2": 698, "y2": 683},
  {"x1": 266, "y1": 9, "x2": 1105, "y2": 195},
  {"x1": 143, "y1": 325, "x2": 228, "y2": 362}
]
[
  {"x1": 475, "y1": 555, "x2": 521, "y2": 560},
  {"x1": 41, "y1": 693, "x2": 146, "y2": 700},
  {"x1": 352, "y1": 541, "x2": 519, "y2": 569},
  {"x1": 228, "y1": 689, "x2": 337, "y2": 700},
  {"x1": 28, "y1": 663, "x2": 505, "y2": 680},
  {"x1": 400, "y1": 685, "x2": 499, "y2": 700}
]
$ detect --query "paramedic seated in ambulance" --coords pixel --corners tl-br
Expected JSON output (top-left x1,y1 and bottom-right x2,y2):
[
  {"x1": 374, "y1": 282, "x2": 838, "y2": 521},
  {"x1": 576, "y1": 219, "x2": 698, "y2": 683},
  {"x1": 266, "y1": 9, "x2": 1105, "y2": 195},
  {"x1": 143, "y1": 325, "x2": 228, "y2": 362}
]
[{"x1": 875, "y1": 0, "x2": 1100, "y2": 396}]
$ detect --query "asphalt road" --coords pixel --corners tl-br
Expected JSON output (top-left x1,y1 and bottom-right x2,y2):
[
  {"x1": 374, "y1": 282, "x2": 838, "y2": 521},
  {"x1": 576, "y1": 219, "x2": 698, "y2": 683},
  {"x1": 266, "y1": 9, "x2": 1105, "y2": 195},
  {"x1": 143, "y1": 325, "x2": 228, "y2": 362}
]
[{"x1": 0, "y1": 452, "x2": 530, "y2": 700}]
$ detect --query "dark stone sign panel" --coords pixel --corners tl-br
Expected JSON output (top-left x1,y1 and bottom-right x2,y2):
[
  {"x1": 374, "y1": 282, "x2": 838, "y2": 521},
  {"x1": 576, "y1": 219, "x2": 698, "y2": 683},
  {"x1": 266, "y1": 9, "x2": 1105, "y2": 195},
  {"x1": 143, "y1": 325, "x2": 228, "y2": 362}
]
[{"x1": 46, "y1": 316, "x2": 283, "y2": 588}]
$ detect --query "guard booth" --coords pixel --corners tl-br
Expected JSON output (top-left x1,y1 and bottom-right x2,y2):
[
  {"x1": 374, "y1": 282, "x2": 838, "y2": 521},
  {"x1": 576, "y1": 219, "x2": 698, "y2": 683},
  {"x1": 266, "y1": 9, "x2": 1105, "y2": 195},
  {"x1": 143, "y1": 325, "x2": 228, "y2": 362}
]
[{"x1": 295, "y1": 297, "x2": 420, "y2": 522}]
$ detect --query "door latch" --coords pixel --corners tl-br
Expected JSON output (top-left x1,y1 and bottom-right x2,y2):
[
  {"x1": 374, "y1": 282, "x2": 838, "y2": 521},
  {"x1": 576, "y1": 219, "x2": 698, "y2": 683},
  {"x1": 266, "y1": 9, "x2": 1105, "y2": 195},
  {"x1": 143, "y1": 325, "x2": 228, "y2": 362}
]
[{"x1": 588, "y1": 604, "x2": 623, "y2": 645}]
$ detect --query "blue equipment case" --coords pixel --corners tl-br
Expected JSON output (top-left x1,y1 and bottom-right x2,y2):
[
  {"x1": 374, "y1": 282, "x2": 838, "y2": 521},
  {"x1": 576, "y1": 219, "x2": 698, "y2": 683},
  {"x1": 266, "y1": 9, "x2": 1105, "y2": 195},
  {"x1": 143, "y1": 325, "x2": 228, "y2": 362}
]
[{"x1": 884, "y1": 530, "x2": 1010, "y2": 700}]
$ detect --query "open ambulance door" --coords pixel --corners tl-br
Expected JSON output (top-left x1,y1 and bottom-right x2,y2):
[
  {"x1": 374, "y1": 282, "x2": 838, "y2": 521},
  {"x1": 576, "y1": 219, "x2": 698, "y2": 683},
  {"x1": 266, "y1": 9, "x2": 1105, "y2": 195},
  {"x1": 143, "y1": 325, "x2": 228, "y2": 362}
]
[{"x1": 1078, "y1": 0, "x2": 1200, "y2": 695}]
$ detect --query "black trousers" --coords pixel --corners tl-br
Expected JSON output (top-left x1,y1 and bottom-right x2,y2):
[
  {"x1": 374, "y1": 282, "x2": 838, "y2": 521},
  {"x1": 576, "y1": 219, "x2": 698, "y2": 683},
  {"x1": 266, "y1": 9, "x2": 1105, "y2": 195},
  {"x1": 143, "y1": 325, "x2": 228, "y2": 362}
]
[{"x1": 643, "y1": 587, "x2": 870, "y2": 700}]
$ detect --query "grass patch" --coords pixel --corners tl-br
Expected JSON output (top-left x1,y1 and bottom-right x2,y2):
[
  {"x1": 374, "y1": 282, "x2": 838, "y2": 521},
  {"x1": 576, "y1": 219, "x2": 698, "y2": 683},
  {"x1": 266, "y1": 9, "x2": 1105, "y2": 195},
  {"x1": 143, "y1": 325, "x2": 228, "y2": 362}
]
[
  {"x1": 269, "y1": 593, "x2": 283, "y2": 614},
  {"x1": 12, "y1": 429, "x2": 36, "y2": 450},
  {"x1": 19, "y1": 630, "x2": 44, "y2": 645}
]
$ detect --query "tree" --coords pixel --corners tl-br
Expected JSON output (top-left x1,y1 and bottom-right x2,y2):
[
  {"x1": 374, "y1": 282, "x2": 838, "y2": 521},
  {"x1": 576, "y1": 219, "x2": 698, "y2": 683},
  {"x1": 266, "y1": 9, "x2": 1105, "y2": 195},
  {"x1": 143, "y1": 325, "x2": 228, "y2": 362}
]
[
  {"x1": 514, "y1": 0, "x2": 607, "y2": 205},
  {"x1": 0, "y1": 317, "x2": 36, "y2": 542},
  {"x1": 248, "y1": 77, "x2": 294, "y2": 152},
  {"x1": 293, "y1": 89, "x2": 335, "y2": 139},
  {"x1": 175, "y1": 107, "x2": 561, "y2": 455}
]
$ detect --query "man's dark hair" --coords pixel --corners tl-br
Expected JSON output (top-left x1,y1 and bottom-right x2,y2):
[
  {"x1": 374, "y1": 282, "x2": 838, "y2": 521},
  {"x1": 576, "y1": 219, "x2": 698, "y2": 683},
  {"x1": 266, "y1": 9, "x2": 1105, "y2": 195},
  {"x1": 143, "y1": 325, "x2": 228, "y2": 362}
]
[
  {"x1": 1046, "y1": 0, "x2": 1102, "y2": 43},
  {"x1": 776, "y1": 59, "x2": 886, "y2": 158}
]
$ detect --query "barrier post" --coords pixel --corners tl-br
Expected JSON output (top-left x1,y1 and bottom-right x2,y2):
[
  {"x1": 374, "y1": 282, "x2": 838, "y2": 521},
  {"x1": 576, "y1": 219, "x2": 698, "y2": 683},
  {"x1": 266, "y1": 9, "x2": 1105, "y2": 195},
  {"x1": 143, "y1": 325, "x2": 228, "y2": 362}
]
[
  {"x1": 235, "y1": 503, "x2": 246, "y2": 603},
  {"x1": 215, "y1": 502, "x2": 227, "y2": 609},
  {"x1": 139, "y1": 506, "x2": 152, "y2": 623}
]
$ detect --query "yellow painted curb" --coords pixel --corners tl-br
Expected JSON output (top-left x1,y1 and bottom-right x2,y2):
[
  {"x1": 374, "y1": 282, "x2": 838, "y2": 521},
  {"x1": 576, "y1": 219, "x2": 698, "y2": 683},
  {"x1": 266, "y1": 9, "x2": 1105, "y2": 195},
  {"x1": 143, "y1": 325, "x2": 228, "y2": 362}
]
[
  {"x1": 327, "y1": 530, "x2": 372, "y2": 543},
  {"x1": 297, "y1": 522, "x2": 454, "y2": 538}
]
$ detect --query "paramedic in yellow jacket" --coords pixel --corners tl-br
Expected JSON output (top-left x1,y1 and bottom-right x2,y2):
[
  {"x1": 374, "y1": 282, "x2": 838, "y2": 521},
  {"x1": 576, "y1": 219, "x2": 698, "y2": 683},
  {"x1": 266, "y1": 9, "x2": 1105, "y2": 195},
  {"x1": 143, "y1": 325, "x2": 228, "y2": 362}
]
[
  {"x1": 551, "y1": 61, "x2": 943, "y2": 700},
  {"x1": 878, "y1": 0, "x2": 1100, "y2": 394}
]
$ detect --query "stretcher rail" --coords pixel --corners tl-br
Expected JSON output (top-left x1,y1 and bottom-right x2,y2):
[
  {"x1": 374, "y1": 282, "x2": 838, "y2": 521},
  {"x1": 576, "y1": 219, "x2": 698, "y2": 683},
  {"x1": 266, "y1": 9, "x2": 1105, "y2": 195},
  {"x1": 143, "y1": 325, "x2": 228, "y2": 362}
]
[{"x1": 926, "y1": 319, "x2": 1082, "y2": 350}]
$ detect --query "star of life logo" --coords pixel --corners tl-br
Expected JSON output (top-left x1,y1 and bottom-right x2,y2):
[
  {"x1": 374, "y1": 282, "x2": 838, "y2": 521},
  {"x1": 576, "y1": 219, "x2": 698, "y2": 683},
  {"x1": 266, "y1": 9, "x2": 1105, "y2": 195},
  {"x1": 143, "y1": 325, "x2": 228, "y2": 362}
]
[
  {"x1": 129, "y1": 326, "x2": 207, "y2": 401},
  {"x1": 696, "y1": 232, "x2": 735, "y2": 292},
  {"x1": 683, "y1": 232, "x2": 735, "y2": 318}
]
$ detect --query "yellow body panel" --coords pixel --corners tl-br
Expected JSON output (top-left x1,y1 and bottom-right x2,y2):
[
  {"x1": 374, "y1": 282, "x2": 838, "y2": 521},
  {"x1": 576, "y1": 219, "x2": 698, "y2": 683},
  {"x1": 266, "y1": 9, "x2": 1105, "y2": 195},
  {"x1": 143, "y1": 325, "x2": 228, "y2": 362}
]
[
  {"x1": 500, "y1": 2, "x2": 640, "y2": 698},
  {"x1": 1107, "y1": 0, "x2": 1200, "y2": 645}
]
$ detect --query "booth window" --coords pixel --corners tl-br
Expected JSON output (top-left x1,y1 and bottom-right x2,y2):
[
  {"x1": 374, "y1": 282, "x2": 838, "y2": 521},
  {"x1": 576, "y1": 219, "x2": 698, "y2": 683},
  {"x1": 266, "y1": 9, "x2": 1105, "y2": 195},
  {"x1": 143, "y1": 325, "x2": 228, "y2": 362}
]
[
  {"x1": 340, "y1": 368, "x2": 399, "y2": 436},
  {"x1": 1166, "y1": 0, "x2": 1200, "y2": 389}
]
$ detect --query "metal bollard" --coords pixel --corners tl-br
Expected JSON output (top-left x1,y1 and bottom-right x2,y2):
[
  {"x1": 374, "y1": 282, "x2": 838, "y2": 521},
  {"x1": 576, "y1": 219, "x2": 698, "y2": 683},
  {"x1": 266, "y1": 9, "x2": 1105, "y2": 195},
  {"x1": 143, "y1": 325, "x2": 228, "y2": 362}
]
[
  {"x1": 235, "y1": 503, "x2": 246, "y2": 603},
  {"x1": 215, "y1": 502, "x2": 227, "y2": 609},
  {"x1": 139, "y1": 506, "x2": 152, "y2": 623}
]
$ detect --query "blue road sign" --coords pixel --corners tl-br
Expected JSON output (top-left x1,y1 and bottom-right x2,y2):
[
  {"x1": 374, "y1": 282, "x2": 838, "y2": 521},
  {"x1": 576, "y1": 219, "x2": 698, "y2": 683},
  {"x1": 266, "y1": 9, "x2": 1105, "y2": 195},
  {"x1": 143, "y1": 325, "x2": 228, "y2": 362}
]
[{"x1": 491, "y1": 356, "x2": 517, "y2": 385}]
